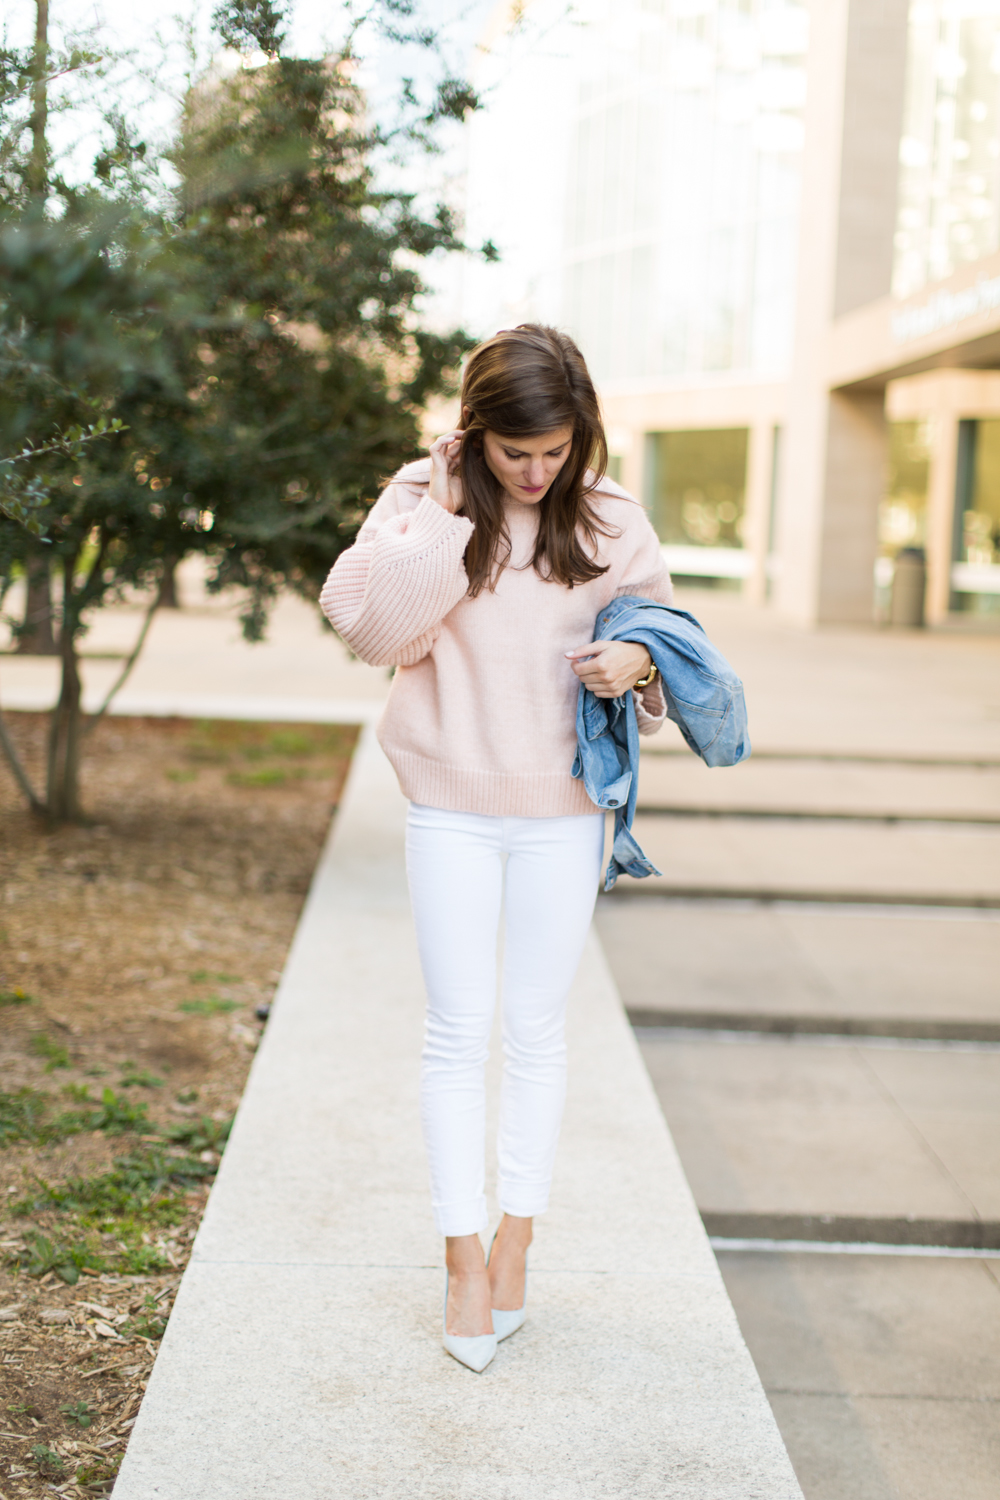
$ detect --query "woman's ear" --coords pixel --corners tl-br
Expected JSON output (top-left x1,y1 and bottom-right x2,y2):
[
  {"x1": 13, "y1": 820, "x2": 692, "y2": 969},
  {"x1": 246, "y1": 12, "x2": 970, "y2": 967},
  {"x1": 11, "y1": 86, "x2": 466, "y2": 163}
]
[{"x1": 461, "y1": 405, "x2": 472, "y2": 427}]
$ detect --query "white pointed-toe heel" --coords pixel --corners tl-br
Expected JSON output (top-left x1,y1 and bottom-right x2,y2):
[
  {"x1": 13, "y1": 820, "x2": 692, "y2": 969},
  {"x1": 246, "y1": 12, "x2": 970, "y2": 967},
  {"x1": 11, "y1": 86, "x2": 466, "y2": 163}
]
[
  {"x1": 442, "y1": 1274, "x2": 497, "y2": 1373},
  {"x1": 486, "y1": 1229, "x2": 528, "y2": 1342}
]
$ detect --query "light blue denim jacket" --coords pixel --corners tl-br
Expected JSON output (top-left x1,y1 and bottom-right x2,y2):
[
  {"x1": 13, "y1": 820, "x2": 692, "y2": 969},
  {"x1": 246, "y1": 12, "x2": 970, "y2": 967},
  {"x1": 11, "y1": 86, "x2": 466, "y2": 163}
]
[{"x1": 571, "y1": 595, "x2": 751, "y2": 890}]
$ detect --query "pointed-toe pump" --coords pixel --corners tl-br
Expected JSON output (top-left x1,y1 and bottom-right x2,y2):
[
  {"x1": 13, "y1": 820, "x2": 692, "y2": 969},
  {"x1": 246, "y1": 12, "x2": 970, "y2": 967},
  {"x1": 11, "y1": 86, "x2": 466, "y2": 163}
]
[
  {"x1": 486, "y1": 1229, "x2": 528, "y2": 1342},
  {"x1": 442, "y1": 1274, "x2": 497, "y2": 1373}
]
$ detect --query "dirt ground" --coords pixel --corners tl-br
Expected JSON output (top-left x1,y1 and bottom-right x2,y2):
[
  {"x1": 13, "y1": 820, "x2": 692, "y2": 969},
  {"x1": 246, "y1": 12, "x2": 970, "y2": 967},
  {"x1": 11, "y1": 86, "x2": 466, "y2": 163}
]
[{"x1": 0, "y1": 711, "x2": 358, "y2": 1496}]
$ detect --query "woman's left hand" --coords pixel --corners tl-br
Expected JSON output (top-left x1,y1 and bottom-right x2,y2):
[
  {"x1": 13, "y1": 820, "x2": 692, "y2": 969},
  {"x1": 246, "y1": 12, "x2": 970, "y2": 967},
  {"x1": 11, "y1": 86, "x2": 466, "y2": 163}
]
[{"x1": 565, "y1": 640, "x2": 652, "y2": 698}]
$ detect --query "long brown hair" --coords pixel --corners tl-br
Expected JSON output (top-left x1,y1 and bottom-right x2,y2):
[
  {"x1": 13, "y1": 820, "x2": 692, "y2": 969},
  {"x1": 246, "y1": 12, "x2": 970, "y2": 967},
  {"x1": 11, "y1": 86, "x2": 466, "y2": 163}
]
[{"x1": 456, "y1": 324, "x2": 614, "y2": 597}]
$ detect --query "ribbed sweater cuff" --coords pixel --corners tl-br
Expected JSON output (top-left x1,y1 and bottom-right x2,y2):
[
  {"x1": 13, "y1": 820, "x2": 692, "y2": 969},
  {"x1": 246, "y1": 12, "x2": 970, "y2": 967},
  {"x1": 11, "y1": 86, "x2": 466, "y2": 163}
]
[{"x1": 404, "y1": 493, "x2": 474, "y2": 551}]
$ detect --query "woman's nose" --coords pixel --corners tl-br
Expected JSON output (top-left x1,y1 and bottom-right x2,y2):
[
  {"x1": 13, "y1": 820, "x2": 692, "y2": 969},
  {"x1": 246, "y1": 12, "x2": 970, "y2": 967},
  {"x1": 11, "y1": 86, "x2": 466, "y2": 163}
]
[{"x1": 525, "y1": 460, "x2": 545, "y2": 485}]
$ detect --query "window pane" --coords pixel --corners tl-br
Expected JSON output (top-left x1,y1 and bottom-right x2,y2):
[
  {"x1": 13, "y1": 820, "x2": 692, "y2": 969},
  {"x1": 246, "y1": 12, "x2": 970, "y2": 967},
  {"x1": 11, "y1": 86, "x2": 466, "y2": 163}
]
[
  {"x1": 648, "y1": 429, "x2": 748, "y2": 548},
  {"x1": 879, "y1": 420, "x2": 930, "y2": 556},
  {"x1": 967, "y1": 418, "x2": 1000, "y2": 565}
]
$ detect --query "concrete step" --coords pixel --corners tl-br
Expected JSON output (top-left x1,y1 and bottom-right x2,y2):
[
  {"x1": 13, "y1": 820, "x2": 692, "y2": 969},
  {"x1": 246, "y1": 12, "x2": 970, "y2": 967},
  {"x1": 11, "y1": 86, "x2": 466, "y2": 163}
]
[
  {"x1": 715, "y1": 1250, "x2": 1000, "y2": 1500},
  {"x1": 595, "y1": 897, "x2": 1000, "y2": 1027},
  {"x1": 112, "y1": 729, "x2": 803, "y2": 1500},
  {"x1": 635, "y1": 1031, "x2": 1000, "y2": 1223},
  {"x1": 623, "y1": 813, "x2": 1000, "y2": 906},
  {"x1": 636, "y1": 753, "x2": 1000, "y2": 822}
]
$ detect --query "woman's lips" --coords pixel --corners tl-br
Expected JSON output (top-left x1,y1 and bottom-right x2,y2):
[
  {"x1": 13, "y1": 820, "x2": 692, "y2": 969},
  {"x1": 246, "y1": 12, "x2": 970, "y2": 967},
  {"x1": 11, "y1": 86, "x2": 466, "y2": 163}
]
[{"x1": 519, "y1": 484, "x2": 544, "y2": 493}]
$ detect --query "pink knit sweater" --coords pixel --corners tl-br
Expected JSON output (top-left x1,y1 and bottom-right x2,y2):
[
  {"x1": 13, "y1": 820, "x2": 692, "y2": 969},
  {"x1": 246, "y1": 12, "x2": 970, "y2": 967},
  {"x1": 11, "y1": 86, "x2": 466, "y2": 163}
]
[{"x1": 320, "y1": 459, "x2": 674, "y2": 817}]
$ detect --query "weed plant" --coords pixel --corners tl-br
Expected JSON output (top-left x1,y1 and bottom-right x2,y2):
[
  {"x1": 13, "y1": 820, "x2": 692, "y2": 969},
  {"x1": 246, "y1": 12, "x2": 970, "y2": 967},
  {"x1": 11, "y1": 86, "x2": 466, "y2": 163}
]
[
  {"x1": 60, "y1": 1400, "x2": 93, "y2": 1428},
  {"x1": 0, "y1": 988, "x2": 32, "y2": 1006},
  {"x1": 30, "y1": 1443, "x2": 65, "y2": 1479}
]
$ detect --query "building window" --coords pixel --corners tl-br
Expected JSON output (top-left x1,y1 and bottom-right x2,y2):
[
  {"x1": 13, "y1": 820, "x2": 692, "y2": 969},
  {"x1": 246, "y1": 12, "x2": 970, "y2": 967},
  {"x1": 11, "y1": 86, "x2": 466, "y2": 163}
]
[
  {"x1": 645, "y1": 428, "x2": 751, "y2": 583},
  {"x1": 880, "y1": 420, "x2": 930, "y2": 557},
  {"x1": 952, "y1": 418, "x2": 1000, "y2": 613}
]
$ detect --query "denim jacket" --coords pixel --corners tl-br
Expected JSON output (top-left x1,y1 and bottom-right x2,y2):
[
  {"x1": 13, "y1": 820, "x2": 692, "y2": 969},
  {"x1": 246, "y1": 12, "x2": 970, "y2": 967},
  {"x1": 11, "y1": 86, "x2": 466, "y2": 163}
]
[{"x1": 571, "y1": 595, "x2": 751, "y2": 890}]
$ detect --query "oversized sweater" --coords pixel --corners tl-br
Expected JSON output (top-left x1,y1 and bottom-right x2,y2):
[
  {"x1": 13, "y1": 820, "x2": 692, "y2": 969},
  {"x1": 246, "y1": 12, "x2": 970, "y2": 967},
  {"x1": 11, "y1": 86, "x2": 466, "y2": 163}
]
[{"x1": 320, "y1": 458, "x2": 674, "y2": 817}]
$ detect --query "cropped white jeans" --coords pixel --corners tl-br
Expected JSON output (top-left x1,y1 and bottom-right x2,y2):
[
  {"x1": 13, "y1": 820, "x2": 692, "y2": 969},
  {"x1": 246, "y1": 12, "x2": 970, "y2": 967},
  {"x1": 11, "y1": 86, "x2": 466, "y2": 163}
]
[{"x1": 405, "y1": 803, "x2": 605, "y2": 1237}]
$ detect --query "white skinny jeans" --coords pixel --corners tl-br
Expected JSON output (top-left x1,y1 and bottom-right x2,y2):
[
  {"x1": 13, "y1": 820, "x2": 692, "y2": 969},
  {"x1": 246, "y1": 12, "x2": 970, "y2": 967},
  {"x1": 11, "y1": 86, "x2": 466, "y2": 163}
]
[{"x1": 405, "y1": 803, "x2": 605, "y2": 1237}]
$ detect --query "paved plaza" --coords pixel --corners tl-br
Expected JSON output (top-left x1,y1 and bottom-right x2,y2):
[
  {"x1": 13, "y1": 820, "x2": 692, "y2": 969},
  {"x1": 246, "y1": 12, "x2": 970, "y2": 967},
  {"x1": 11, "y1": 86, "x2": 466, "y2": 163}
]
[{"x1": 3, "y1": 578, "x2": 998, "y2": 1497}]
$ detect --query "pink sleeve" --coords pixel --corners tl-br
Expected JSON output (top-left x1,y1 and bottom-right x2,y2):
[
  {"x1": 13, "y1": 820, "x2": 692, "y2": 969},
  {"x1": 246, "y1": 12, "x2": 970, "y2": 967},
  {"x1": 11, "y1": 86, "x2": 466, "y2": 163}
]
[{"x1": 320, "y1": 484, "x2": 474, "y2": 667}]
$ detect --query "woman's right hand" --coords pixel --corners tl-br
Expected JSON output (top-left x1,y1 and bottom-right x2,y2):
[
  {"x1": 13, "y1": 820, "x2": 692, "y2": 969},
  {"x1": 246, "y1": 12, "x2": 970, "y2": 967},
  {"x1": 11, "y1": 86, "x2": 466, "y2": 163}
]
[{"x1": 428, "y1": 429, "x2": 465, "y2": 515}]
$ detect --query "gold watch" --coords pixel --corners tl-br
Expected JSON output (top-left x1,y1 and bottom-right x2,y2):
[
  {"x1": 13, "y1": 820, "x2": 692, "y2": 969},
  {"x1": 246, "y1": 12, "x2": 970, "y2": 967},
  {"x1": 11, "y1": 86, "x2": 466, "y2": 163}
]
[{"x1": 633, "y1": 662, "x2": 658, "y2": 689}]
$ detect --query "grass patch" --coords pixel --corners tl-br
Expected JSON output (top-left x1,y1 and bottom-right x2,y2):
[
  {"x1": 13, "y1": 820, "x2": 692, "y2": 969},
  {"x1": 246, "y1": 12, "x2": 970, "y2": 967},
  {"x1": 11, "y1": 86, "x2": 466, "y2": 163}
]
[
  {"x1": 29, "y1": 1032, "x2": 71, "y2": 1071},
  {"x1": 165, "y1": 768, "x2": 198, "y2": 783},
  {"x1": 63, "y1": 1085, "x2": 150, "y2": 1135},
  {"x1": 226, "y1": 767, "x2": 297, "y2": 788},
  {"x1": 183, "y1": 718, "x2": 356, "y2": 770},
  {"x1": 189, "y1": 970, "x2": 241, "y2": 984},
  {"x1": 122, "y1": 1294, "x2": 168, "y2": 1341},
  {"x1": 118, "y1": 1066, "x2": 164, "y2": 1089},
  {"x1": 0, "y1": 1080, "x2": 207, "y2": 1280},
  {"x1": 15, "y1": 1231, "x2": 99, "y2": 1285},
  {"x1": 8, "y1": 1129, "x2": 231, "y2": 1280},
  {"x1": 74, "y1": 1453, "x2": 121, "y2": 1488},
  {"x1": 0, "y1": 1085, "x2": 148, "y2": 1145},
  {"x1": 178, "y1": 996, "x2": 238, "y2": 1015},
  {"x1": 13, "y1": 1143, "x2": 215, "y2": 1221},
  {"x1": 163, "y1": 1115, "x2": 232, "y2": 1153},
  {"x1": 0, "y1": 1087, "x2": 52, "y2": 1144}
]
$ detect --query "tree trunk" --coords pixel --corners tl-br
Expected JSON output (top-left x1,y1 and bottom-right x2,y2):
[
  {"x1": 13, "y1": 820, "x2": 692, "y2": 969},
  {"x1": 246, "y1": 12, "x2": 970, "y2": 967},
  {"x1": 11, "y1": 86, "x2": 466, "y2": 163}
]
[
  {"x1": 46, "y1": 552, "x2": 83, "y2": 821},
  {"x1": 46, "y1": 629, "x2": 83, "y2": 820},
  {"x1": 29, "y1": 0, "x2": 49, "y2": 199},
  {"x1": 157, "y1": 558, "x2": 180, "y2": 608},
  {"x1": 17, "y1": 553, "x2": 59, "y2": 654}
]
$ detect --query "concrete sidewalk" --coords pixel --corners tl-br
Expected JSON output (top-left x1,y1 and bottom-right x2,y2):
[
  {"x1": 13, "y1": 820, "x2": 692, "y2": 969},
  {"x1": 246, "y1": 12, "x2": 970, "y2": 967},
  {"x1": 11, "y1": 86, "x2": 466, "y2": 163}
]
[{"x1": 113, "y1": 726, "x2": 802, "y2": 1500}]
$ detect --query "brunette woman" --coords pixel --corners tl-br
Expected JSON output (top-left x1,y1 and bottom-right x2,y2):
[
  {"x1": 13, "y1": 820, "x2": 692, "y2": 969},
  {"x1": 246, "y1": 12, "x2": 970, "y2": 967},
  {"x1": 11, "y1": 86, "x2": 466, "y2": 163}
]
[{"x1": 320, "y1": 324, "x2": 673, "y2": 1372}]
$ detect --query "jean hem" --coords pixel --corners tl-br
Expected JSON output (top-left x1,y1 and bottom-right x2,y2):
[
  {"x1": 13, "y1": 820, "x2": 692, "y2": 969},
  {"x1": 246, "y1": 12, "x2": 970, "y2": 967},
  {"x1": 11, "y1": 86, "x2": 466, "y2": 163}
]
[
  {"x1": 497, "y1": 1192, "x2": 550, "y2": 1219},
  {"x1": 433, "y1": 1201, "x2": 490, "y2": 1237}
]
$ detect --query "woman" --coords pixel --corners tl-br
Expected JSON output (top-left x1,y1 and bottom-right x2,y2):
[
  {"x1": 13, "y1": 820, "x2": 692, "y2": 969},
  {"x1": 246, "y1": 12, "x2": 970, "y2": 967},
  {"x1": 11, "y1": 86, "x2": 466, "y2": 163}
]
[{"x1": 321, "y1": 324, "x2": 673, "y2": 1371}]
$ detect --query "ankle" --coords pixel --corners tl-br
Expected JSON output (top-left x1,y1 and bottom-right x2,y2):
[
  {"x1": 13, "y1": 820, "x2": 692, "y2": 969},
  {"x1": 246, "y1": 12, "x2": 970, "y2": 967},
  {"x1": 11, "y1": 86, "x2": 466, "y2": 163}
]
[
  {"x1": 445, "y1": 1233, "x2": 486, "y2": 1278},
  {"x1": 497, "y1": 1214, "x2": 533, "y2": 1251}
]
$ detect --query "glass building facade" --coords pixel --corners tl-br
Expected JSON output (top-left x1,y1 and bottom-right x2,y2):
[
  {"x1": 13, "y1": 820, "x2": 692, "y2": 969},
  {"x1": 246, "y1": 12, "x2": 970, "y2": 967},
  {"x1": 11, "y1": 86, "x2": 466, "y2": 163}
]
[
  {"x1": 560, "y1": 0, "x2": 808, "y2": 383},
  {"x1": 894, "y1": 1, "x2": 1000, "y2": 299},
  {"x1": 456, "y1": 0, "x2": 1000, "y2": 616},
  {"x1": 464, "y1": 0, "x2": 808, "y2": 385}
]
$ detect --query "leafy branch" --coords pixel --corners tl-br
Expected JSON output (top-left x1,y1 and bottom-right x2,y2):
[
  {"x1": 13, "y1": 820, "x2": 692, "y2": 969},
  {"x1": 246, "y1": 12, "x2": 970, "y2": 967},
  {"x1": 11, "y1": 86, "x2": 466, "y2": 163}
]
[{"x1": 0, "y1": 418, "x2": 127, "y2": 535}]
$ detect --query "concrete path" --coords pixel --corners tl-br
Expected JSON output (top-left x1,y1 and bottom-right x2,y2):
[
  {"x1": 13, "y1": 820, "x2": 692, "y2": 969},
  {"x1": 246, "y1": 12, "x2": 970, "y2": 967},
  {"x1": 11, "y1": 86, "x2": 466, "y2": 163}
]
[{"x1": 113, "y1": 726, "x2": 802, "y2": 1500}]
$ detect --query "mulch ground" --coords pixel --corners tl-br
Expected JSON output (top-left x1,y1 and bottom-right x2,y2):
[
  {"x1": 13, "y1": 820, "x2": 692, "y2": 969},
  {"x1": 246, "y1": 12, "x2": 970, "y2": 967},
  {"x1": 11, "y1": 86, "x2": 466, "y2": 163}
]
[{"x1": 0, "y1": 711, "x2": 358, "y2": 1496}]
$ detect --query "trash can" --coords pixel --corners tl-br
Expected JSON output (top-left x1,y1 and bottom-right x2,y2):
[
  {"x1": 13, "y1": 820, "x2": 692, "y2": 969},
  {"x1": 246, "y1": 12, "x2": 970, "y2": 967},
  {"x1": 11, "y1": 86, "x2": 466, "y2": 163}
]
[{"x1": 889, "y1": 546, "x2": 926, "y2": 627}]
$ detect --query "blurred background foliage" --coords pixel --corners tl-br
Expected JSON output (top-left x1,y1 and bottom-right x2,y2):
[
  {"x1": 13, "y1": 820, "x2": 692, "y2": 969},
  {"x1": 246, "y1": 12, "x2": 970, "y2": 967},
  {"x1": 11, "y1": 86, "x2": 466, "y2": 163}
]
[{"x1": 0, "y1": 0, "x2": 479, "y2": 819}]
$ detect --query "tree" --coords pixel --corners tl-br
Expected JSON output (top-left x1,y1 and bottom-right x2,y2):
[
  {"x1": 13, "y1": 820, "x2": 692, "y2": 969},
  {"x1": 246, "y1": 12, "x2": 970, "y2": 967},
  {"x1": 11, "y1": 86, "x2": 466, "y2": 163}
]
[
  {"x1": 167, "y1": 10, "x2": 476, "y2": 640},
  {"x1": 0, "y1": 0, "x2": 480, "y2": 821}
]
